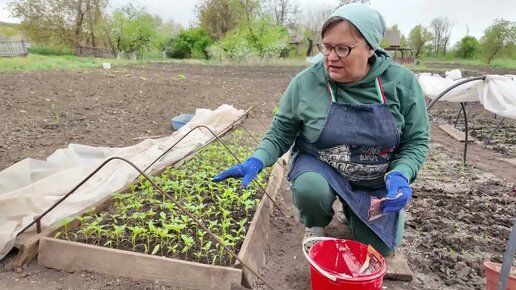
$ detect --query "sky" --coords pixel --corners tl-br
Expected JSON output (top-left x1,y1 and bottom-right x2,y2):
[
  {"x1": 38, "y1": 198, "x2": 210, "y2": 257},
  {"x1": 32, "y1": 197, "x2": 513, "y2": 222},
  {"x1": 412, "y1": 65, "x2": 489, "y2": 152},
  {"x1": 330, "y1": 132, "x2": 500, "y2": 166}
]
[{"x1": 1, "y1": 0, "x2": 515, "y2": 45}]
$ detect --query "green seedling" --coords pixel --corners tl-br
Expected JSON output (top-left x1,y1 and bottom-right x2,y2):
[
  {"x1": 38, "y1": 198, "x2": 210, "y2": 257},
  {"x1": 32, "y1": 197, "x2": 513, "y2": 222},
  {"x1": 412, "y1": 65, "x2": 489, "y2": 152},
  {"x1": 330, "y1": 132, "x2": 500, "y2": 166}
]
[{"x1": 59, "y1": 141, "x2": 270, "y2": 267}]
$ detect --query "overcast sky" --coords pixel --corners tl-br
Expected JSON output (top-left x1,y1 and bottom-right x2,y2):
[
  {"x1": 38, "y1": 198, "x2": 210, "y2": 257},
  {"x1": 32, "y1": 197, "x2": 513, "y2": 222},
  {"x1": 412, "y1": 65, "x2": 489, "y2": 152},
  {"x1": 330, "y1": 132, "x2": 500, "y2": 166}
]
[{"x1": 1, "y1": 0, "x2": 515, "y2": 45}]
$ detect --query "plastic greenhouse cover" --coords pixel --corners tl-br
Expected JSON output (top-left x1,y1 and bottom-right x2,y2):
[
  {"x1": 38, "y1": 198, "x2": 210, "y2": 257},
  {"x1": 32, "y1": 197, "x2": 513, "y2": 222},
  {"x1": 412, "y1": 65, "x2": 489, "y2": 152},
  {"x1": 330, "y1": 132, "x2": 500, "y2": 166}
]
[{"x1": 418, "y1": 71, "x2": 516, "y2": 120}]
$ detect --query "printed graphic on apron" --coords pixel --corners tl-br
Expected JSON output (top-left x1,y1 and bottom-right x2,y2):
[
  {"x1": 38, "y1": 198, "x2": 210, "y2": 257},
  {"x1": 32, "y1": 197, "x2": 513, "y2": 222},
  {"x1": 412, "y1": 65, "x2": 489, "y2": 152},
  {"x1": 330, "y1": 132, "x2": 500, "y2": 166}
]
[{"x1": 319, "y1": 144, "x2": 392, "y2": 181}]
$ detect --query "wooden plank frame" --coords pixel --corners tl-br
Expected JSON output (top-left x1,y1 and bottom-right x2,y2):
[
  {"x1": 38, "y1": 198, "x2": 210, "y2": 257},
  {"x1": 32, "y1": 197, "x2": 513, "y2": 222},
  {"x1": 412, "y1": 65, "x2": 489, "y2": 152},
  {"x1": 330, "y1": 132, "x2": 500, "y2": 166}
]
[
  {"x1": 39, "y1": 238, "x2": 243, "y2": 290},
  {"x1": 11, "y1": 108, "x2": 252, "y2": 270},
  {"x1": 236, "y1": 155, "x2": 287, "y2": 287},
  {"x1": 384, "y1": 252, "x2": 414, "y2": 281},
  {"x1": 38, "y1": 158, "x2": 285, "y2": 290},
  {"x1": 438, "y1": 124, "x2": 475, "y2": 142}
]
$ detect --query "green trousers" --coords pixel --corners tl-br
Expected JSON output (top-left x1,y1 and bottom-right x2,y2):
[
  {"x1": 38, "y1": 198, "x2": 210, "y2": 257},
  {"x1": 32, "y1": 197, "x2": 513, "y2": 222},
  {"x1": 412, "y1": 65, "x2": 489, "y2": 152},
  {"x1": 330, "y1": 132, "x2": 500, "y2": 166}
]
[{"x1": 291, "y1": 171, "x2": 404, "y2": 256}]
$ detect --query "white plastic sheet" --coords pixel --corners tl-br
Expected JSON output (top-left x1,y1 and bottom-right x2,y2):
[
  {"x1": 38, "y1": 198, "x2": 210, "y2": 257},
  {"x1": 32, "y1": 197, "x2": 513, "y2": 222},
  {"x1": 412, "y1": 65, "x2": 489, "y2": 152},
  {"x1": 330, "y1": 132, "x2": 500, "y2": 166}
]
[
  {"x1": 418, "y1": 73, "x2": 516, "y2": 119},
  {"x1": 0, "y1": 105, "x2": 244, "y2": 260}
]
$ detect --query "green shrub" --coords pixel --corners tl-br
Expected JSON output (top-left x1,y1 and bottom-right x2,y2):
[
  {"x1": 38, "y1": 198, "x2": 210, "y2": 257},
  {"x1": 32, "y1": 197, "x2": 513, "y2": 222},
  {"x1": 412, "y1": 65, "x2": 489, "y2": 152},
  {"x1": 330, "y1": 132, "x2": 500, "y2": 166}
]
[
  {"x1": 28, "y1": 46, "x2": 74, "y2": 56},
  {"x1": 208, "y1": 19, "x2": 289, "y2": 62},
  {"x1": 207, "y1": 32, "x2": 254, "y2": 62},
  {"x1": 166, "y1": 28, "x2": 213, "y2": 59},
  {"x1": 455, "y1": 36, "x2": 480, "y2": 59}
]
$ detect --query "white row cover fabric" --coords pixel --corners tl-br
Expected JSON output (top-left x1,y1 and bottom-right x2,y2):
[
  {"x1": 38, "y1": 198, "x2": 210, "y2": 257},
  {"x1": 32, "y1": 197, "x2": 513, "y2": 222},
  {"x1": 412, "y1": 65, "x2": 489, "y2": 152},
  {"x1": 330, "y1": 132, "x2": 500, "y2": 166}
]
[
  {"x1": 417, "y1": 72, "x2": 516, "y2": 120},
  {"x1": 0, "y1": 105, "x2": 244, "y2": 260}
]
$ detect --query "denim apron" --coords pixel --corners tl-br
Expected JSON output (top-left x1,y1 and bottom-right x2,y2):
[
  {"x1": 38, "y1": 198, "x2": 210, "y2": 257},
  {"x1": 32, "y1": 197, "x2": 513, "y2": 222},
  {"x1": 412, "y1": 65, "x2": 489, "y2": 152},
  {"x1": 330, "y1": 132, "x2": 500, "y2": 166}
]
[{"x1": 288, "y1": 77, "x2": 402, "y2": 249}]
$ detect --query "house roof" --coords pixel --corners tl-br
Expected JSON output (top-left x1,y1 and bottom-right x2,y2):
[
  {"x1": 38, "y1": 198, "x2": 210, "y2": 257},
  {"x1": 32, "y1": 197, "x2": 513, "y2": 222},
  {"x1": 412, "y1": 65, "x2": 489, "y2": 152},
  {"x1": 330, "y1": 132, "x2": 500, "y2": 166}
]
[{"x1": 383, "y1": 30, "x2": 401, "y2": 47}]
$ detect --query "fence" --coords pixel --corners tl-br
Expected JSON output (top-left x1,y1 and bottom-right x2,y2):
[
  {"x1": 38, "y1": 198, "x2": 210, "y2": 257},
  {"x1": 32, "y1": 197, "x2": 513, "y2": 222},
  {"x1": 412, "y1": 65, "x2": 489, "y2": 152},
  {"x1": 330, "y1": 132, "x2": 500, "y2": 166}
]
[
  {"x1": 0, "y1": 40, "x2": 28, "y2": 57},
  {"x1": 76, "y1": 46, "x2": 114, "y2": 58}
]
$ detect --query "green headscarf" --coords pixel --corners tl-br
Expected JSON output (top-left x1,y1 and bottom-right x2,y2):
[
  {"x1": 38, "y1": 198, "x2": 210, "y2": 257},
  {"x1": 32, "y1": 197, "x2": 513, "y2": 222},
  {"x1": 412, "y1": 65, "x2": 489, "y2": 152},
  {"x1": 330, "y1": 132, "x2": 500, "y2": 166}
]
[{"x1": 330, "y1": 3, "x2": 386, "y2": 51}]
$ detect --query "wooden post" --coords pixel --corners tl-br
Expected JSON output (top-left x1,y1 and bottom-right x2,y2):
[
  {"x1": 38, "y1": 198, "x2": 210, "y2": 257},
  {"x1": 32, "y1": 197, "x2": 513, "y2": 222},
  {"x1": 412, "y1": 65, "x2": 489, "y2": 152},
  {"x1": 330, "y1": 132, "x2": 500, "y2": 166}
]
[{"x1": 21, "y1": 40, "x2": 27, "y2": 56}]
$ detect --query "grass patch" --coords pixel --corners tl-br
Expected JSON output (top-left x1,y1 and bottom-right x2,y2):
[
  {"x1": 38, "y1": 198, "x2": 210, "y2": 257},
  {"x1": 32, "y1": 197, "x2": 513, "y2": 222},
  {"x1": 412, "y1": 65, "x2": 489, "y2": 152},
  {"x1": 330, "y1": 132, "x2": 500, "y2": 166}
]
[
  {"x1": 28, "y1": 46, "x2": 74, "y2": 56},
  {"x1": 419, "y1": 57, "x2": 516, "y2": 70},
  {"x1": 0, "y1": 53, "x2": 311, "y2": 72},
  {"x1": 0, "y1": 54, "x2": 162, "y2": 72}
]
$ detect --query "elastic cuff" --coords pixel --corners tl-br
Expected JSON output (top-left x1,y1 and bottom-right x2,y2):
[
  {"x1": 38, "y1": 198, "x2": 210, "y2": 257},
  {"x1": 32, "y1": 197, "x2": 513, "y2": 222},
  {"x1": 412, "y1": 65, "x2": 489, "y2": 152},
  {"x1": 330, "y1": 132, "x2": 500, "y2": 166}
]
[
  {"x1": 251, "y1": 149, "x2": 273, "y2": 168},
  {"x1": 384, "y1": 170, "x2": 406, "y2": 182},
  {"x1": 389, "y1": 165, "x2": 413, "y2": 182}
]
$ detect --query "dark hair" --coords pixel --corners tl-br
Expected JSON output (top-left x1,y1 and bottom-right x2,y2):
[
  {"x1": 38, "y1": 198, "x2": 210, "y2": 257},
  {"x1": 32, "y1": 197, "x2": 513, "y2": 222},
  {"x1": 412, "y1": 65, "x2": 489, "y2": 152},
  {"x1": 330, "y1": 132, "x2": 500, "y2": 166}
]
[
  {"x1": 321, "y1": 16, "x2": 346, "y2": 38},
  {"x1": 320, "y1": 16, "x2": 372, "y2": 50}
]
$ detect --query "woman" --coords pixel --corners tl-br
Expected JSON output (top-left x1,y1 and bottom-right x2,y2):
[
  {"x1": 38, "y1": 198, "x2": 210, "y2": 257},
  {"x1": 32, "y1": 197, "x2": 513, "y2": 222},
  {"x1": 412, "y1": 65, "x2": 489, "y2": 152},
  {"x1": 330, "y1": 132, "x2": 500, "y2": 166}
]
[{"x1": 214, "y1": 3, "x2": 429, "y2": 256}]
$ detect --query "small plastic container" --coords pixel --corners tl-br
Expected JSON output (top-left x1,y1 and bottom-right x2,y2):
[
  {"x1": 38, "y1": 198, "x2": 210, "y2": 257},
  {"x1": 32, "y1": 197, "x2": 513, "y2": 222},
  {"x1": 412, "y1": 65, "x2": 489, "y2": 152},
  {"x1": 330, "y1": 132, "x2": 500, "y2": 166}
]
[
  {"x1": 484, "y1": 261, "x2": 516, "y2": 290},
  {"x1": 171, "y1": 114, "x2": 194, "y2": 130}
]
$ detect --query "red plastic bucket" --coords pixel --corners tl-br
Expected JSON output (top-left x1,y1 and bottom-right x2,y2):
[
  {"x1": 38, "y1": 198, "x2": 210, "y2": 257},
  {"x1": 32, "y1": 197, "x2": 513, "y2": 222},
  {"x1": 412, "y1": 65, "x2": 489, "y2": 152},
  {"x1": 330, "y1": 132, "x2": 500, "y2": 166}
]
[
  {"x1": 484, "y1": 261, "x2": 516, "y2": 290},
  {"x1": 303, "y1": 238, "x2": 386, "y2": 290}
]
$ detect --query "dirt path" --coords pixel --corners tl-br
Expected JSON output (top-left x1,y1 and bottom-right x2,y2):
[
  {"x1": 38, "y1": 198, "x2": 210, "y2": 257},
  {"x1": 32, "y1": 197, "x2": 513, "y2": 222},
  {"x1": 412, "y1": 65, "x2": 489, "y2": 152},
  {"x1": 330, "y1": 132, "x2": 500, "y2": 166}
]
[{"x1": 430, "y1": 122, "x2": 516, "y2": 182}]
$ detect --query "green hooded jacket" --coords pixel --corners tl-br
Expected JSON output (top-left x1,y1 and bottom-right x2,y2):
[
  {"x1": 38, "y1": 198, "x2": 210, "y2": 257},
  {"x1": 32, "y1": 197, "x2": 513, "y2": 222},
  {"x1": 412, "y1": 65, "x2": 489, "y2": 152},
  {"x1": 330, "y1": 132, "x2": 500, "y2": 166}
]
[{"x1": 251, "y1": 51, "x2": 430, "y2": 184}]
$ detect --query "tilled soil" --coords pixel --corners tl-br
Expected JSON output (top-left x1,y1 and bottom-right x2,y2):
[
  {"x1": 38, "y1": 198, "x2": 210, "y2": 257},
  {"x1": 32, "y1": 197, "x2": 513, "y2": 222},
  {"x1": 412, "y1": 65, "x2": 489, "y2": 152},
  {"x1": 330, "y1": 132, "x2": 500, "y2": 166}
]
[
  {"x1": 429, "y1": 102, "x2": 516, "y2": 157},
  {"x1": 0, "y1": 63, "x2": 298, "y2": 171},
  {"x1": 404, "y1": 144, "x2": 516, "y2": 290},
  {"x1": 1, "y1": 63, "x2": 516, "y2": 290}
]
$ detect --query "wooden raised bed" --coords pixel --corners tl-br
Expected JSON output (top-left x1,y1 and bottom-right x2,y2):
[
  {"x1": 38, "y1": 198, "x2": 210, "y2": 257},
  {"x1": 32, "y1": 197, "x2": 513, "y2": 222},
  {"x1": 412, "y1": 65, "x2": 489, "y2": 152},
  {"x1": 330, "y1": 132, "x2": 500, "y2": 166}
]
[
  {"x1": 11, "y1": 109, "x2": 251, "y2": 270},
  {"x1": 38, "y1": 149, "x2": 286, "y2": 290}
]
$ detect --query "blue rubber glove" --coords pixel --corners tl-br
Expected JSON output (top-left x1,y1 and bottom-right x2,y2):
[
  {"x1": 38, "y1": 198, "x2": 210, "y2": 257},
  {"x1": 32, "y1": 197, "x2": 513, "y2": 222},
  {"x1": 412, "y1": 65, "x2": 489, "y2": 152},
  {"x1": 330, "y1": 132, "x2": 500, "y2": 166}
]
[
  {"x1": 381, "y1": 171, "x2": 412, "y2": 213},
  {"x1": 212, "y1": 157, "x2": 263, "y2": 188}
]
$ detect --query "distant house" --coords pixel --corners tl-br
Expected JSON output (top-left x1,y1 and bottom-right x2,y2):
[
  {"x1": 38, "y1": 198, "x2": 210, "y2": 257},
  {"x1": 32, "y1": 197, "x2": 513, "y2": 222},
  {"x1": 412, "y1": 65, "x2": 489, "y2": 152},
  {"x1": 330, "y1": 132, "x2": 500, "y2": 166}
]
[
  {"x1": 0, "y1": 34, "x2": 28, "y2": 57},
  {"x1": 382, "y1": 30, "x2": 414, "y2": 64},
  {"x1": 287, "y1": 27, "x2": 307, "y2": 57}
]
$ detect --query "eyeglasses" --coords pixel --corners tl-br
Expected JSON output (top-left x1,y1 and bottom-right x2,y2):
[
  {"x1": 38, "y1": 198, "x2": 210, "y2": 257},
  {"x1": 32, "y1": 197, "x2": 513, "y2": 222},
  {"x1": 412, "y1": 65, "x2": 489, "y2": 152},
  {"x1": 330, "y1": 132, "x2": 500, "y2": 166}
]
[{"x1": 316, "y1": 42, "x2": 361, "y2": 58}]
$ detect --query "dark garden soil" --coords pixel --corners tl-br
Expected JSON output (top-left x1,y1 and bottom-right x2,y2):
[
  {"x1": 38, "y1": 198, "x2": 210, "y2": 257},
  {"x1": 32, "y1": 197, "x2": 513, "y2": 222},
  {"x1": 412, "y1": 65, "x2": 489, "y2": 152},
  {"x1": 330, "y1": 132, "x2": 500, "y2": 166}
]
[
  {"x1": 0, "y1": 63, "x2": 296, "y2": 171},
  {"x1": 1, "y1": 63, "x2": 516, "y2": 290}
]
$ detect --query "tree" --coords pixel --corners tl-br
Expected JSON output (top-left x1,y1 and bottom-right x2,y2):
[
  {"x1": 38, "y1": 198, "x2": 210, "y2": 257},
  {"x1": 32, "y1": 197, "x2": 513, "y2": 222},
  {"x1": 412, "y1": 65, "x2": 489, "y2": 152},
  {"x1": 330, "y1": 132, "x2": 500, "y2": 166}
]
[
  {"x1": 196, "y1": 0, "x2": 241, "y2": 40},
  {"x1": 430, "y1": 17, "x2": 452, "y2": 55},
  {"x1": 408, "y1": 25, "x2": 433, "y2": 58},
  {"x1": 264, "y1": 0, "x2": 299, "y2": 26},
  {"x1": 208, "y1": 17, "x2": 288, "y2": 61},
  {"x1": 301, "y1": 3, "x2": 333, "y2": 43},
  {"x1": 0, "y1": 21, "x2": 23, "y2": 39},
  {"x1": 390, "y1": 24, "x2": 400, "y2": 33},
  {"x1": 8, "y1": 0, "x2": 108, "y2": 48},
  {"x1": 506, "y1": 43, "x2": 516, "y2": 59},
  {"x1": 83, "y1": 0, "x2": 109, "y2": 48},
  {"x1": 480, "y1": 19, "x2": 516, "y2": 64},
  {"x1": 110, "y1": 4, "x2": 161, "y2": 59},
  {"x1": 455, "y1": 36, "x2": 479, "y2": 59},
  {"x1": 338, "y1": 0, "x2": 370, "y2": 5},
  {"x1": 154, "y1": 20, "x2": 183, "y2": 58}
]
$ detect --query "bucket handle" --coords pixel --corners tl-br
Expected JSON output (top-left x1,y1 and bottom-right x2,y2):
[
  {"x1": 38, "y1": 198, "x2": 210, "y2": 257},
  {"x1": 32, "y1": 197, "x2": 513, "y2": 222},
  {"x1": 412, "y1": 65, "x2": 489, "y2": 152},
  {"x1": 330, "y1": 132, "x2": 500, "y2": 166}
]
[{"x1": 302, "y1": 237, "x2": 342, "y2": 282}]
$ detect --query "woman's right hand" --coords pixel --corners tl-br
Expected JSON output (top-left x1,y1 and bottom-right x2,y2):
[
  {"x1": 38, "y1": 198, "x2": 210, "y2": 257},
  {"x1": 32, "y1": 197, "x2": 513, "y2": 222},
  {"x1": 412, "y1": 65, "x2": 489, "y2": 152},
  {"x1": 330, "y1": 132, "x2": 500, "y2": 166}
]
[{"x1": 212, "y1": 157, "x2": 263, "y2": 188}]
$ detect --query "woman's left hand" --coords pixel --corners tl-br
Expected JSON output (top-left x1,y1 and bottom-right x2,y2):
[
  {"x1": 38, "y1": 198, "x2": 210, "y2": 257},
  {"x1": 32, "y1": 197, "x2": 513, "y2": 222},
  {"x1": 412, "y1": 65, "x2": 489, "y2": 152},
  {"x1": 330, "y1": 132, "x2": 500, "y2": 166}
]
[{"x1": 382, "y1": 171, "x2": 412, "y2": 213}]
